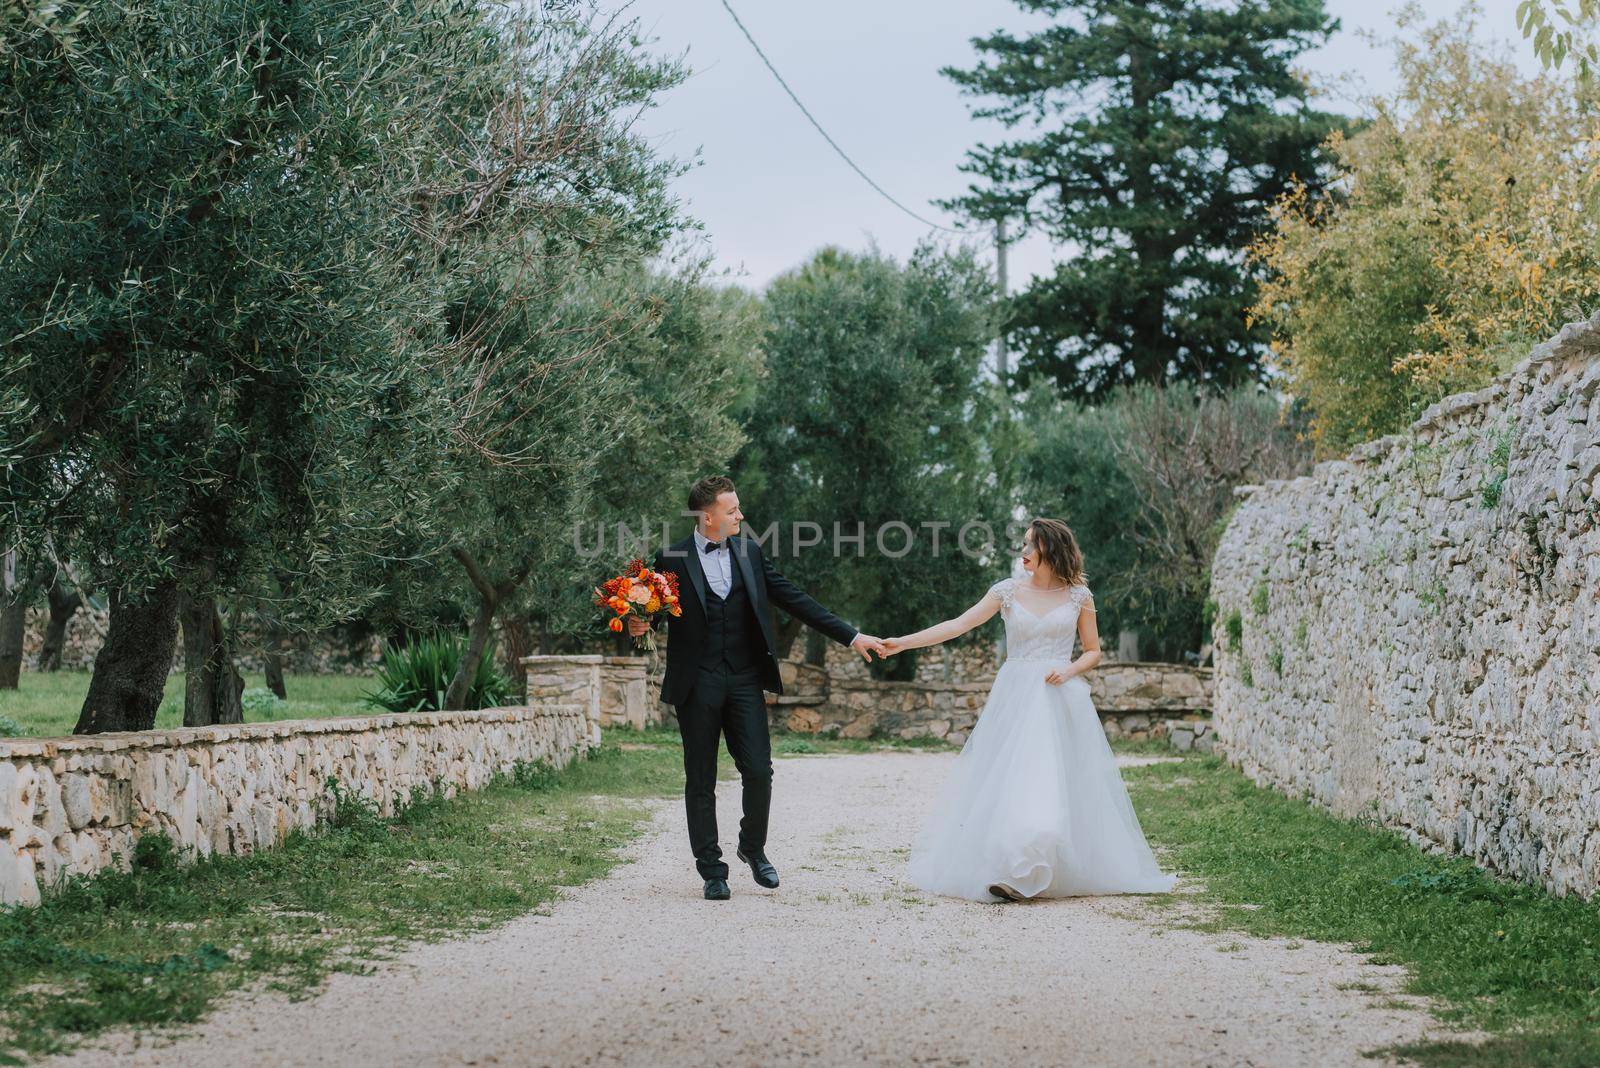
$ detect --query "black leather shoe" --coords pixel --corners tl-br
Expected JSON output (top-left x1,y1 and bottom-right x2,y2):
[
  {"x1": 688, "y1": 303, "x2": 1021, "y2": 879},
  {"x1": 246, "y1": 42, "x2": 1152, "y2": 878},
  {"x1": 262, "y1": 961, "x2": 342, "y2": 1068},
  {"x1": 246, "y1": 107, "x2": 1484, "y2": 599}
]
[
  {"x1": 703, "y1": 877, "x2": 731, "y2": 900},
  {"x1": 736, "y1": 848, "x2": 780, "y2": 889}
]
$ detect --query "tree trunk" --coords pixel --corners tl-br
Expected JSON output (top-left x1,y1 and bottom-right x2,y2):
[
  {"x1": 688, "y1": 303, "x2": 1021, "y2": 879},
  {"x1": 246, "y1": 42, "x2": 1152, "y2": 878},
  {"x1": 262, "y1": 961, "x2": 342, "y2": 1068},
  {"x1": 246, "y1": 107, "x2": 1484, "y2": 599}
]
[
  {"x1": 39, "y1": 576, "x2": 84, "y2": 671},
  {"x1": 803, "y1": 629, "x2": 828, "y2": 666},
  {"x1": 0, "y1": 550, "x2": 26, "y2": 690},
  {"x1": 500, "y1": 615, "x2": 531, "y2": 702},
  {"x1": 180, "y1": 593, "x2": 244, "y2": 727},
  {"x1": 444, "y1": 549, "x2": 528, "y2": 712},
  {"x1": 74, "y1": 582, "x2": 182, "y2": 734},
  {"x1": 444, "y1": 591, "x2": 497, "y2": 711},
  {"x1": 263, "y1": 649, "x2": 286, "y2": 700},
  {"x1": 261, "y1": 611, "x2": 287, "y2": 699}
]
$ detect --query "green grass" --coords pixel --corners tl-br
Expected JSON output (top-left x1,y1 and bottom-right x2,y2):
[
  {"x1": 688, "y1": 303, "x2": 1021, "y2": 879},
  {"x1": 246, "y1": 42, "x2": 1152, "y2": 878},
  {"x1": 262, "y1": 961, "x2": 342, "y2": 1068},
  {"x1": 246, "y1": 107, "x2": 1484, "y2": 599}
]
[
  {"x1": 1223, "y1": 608, "x2": 1244, "y2": 651},
  {"x1": 0, "y1": 739, "x2": 714, "y2": 1063},
  {"x1": 1123, "y1": 754, "x2": 1600, "y2": 1066},
  {"x1": 0, "y1": 671, "x2": 374, "y2": 739},
  {"x1": 1479, "y1": 423, "x2": 1515, "y2": 510}
]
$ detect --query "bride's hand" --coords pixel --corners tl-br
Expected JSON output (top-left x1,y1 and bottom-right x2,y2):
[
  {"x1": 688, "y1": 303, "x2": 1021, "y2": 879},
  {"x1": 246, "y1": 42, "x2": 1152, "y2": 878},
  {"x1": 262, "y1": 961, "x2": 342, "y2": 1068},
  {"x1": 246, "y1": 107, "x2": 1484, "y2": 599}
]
[
  {"x1": 881, "y1": 636, "x2": 907, "y2": 657},
  {"x1": 1044, "y1": 664, "x2": 1075, "y2": 685}
]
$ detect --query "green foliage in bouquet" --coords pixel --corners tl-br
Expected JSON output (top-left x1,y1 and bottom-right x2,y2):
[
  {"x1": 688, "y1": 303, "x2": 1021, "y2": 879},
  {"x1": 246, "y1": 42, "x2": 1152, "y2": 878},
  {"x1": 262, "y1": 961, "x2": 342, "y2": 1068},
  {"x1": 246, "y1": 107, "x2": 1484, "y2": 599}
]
[{"x1": 366, "y1": 634, "x2": 513, "y2": 714}]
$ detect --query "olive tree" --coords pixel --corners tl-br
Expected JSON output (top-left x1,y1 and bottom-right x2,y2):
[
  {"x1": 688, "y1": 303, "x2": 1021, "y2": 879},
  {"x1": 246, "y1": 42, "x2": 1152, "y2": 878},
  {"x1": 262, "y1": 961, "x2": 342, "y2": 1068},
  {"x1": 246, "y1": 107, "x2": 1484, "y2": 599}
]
[{"x1": 0, "y1": 0, "x2": 686, "y2": 730}]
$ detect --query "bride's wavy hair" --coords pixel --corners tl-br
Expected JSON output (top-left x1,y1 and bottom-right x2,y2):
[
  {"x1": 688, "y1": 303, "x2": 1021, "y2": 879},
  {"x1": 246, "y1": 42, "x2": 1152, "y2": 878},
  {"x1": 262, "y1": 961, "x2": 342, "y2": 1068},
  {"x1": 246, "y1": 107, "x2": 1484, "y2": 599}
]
[{"x1": 1028, "y1": 518, "x2": 1086, "y2": 586}]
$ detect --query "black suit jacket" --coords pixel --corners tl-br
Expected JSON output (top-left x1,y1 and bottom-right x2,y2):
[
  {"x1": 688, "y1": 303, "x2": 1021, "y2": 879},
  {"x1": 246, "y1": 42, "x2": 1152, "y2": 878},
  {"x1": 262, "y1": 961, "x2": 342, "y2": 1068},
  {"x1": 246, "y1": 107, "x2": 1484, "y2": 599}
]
[{"x1": 651, "y1": 533, "x2": 857, "y2": 707}]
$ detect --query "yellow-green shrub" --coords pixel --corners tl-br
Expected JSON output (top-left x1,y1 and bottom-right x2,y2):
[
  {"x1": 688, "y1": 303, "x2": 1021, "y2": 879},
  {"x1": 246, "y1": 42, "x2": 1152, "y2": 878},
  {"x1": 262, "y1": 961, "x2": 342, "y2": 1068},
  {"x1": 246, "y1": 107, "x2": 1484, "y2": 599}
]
[{"x1": 1249, "y1": 11, "x2": 1600, "y2": 452}]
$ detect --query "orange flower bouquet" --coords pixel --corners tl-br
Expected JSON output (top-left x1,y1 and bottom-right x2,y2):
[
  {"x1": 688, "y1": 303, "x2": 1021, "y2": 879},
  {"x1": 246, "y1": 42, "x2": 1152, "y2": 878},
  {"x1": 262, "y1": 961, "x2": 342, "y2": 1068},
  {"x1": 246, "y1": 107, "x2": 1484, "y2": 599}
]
[{"x1": 595, "y1": 558, "x2": 681, "y2": 651}]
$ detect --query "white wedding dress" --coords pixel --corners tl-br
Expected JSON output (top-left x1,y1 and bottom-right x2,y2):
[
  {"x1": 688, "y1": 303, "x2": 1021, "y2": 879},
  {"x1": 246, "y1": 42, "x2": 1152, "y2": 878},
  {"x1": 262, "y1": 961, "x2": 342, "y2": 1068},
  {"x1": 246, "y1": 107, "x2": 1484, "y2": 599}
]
[{"x1": 906, "y1": 577, "x2": 1177, "y2": 901}]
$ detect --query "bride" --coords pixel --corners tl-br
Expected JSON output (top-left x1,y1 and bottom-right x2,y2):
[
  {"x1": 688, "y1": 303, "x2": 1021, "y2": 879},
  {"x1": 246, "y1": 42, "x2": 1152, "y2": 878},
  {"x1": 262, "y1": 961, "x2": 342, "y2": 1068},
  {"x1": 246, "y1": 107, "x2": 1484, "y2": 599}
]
[{"x1": 882, "y1": 518, "x2": 1177, "y2": 902}]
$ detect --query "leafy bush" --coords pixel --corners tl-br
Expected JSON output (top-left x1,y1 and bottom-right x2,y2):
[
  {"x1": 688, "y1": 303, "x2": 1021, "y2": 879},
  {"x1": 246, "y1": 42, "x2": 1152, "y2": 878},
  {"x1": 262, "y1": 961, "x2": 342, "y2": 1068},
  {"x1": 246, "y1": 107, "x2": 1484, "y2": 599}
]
[
  {"x1": 365, "y1": 633, "x2": 513, "y2": 714},
  {"x1": 1013, "y1": 382, "x2": 1308, "y2": 662},
  {"x1": 1250, "y1": 11, "x2": 1600, "y2": 450},
  {"x1": 0, "y1": 715, "x2": 23, "y2": 737},
  {"x1": 240, "y1": 688, "x2": 283, "y2": 716}
]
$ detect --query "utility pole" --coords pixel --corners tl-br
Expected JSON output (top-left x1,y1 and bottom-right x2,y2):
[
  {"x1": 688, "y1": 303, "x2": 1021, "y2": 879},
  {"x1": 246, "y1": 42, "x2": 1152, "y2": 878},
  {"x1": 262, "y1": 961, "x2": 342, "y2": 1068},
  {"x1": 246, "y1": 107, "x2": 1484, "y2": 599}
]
[
  {"x1": 993, "y1": 217, "x2": 1009, "y2": 383},
  {"x1": 992, "y1": 216, "x2": 1012, "y2": 669}
]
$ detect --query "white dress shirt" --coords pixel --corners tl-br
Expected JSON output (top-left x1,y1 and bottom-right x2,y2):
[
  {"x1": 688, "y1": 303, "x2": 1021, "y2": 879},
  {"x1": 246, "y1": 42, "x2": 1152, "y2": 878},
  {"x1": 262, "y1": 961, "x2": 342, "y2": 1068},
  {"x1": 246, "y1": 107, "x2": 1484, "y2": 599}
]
[{"x1": 693, "y1": 527, "x2": 733, "y2": 599}]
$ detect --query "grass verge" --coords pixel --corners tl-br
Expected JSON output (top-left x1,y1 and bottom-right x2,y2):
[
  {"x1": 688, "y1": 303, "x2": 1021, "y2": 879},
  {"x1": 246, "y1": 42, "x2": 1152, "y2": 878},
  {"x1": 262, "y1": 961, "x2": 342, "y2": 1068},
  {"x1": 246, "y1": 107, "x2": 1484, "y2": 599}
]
[
  {"x1": 0, "y1": 671, "x2": 374, "y2": 739},
  {"x1": 0, "y1": 739, "x2": 708, "y2": 1064},
  {"x1": 1121, "y1": 753, "x2": 1600, "y2": 1067}
]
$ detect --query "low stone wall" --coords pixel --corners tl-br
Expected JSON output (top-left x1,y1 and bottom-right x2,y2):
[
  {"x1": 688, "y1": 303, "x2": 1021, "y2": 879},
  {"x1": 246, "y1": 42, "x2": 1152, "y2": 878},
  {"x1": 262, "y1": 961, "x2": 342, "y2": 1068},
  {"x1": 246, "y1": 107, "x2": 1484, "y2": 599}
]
[
  {"x1": 1211, "y1": 314, "x2": 1600, "y2": 898},
  {"x1": 523, "y1": 653, "x2": 659, "y2": 734},
  {"x1": 819, "y1": 638, "x2": 1001, "y2": 683},
  {"x1": 0, "y1": 702, "x2": 592, "y2": 907},
  {"x1": 774, "y1": 662, "x2": 1213, "y2": 745},
  {"x1": 595, "y1": 657, "x2": 653, "y2": 730}
]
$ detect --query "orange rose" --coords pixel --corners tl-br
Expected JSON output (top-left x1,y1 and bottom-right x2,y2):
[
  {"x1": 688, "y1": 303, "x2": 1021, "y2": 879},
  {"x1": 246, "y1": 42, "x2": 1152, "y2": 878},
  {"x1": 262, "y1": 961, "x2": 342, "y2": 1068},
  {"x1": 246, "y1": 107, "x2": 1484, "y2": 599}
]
[{"x1": 608, "y1": 617, "x2": 623, "y2": 632}]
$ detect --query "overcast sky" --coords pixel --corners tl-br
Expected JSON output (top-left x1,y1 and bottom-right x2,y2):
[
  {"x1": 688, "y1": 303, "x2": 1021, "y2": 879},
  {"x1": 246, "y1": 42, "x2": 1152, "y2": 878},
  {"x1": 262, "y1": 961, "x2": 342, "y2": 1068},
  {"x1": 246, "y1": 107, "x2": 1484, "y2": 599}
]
[{"x1": 621, "y1": 0, "x2": 1541, "y2": 292}]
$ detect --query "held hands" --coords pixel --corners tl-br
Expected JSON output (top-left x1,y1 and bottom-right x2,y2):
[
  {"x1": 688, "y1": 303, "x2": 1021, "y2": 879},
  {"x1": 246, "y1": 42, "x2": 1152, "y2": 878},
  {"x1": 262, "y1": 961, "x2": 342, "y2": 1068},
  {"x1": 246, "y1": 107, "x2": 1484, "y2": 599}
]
[
  {"x1": 880, "y1": 636, "x2": 910, "y2": 658},
  {"x1": 850, "y1": 633, "x2": 888, "y2": 661}
]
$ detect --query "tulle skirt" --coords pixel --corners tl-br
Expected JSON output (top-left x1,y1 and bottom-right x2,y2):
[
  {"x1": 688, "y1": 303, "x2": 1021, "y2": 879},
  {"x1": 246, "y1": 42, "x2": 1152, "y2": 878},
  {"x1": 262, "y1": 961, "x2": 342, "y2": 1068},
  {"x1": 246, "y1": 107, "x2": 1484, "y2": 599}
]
[{"x1": 906, "y1": 659, "x2": 1178, "y2": 902}]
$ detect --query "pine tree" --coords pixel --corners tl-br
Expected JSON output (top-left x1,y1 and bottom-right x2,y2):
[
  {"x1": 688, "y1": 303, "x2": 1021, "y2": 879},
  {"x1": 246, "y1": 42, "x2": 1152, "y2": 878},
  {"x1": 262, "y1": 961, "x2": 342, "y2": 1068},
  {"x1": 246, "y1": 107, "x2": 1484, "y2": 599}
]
[{"x1": 942, "y1": 0, "x2": 1348, "y2": 396}]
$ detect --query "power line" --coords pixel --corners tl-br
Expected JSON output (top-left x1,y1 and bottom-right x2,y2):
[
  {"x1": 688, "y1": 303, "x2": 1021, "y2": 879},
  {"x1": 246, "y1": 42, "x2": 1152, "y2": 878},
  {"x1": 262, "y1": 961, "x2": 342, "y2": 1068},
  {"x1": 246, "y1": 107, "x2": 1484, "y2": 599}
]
[{"x1": 716, "y1": 0, "x2": 966, "y2": 235}]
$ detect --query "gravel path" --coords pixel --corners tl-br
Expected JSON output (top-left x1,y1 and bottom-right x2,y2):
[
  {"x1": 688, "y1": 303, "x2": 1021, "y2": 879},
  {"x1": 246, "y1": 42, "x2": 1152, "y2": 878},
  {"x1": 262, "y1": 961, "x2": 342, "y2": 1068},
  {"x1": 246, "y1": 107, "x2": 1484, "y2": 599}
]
[{"x1": 56, "y1": 750, "x2": 1459, "y2": 1067}]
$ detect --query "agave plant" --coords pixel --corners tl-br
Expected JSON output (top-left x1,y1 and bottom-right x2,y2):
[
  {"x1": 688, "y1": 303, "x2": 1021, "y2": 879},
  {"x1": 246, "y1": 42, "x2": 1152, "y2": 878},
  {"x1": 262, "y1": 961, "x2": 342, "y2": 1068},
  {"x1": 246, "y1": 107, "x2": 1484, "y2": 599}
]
[{"x1": 365, "y1": 633, "x2": 514, "y2": 714}]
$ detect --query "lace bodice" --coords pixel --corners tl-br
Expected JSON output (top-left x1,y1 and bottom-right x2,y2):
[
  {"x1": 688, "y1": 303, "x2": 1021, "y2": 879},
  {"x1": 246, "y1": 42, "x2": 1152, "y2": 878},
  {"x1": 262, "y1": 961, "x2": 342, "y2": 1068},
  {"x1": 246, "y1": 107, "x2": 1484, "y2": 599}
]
[{"x1": 988, "y1": 577, "x2": 1094, "y2": 662}]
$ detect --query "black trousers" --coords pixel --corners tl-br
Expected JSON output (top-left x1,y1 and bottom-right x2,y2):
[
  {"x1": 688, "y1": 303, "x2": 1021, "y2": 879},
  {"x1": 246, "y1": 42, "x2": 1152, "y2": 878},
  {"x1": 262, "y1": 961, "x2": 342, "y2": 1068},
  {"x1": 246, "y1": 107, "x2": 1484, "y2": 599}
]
[{"x1": 675, "y1": 663, "x2": 772, "y2": 880}]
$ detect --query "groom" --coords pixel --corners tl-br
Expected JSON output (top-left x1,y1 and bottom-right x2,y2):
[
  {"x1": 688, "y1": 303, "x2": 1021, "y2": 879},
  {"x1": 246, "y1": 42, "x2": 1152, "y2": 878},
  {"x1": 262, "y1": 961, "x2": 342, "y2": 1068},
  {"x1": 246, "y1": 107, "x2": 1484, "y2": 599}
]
[{"x1": 630, "y1": 476, "x2": 885, "y2": 900}]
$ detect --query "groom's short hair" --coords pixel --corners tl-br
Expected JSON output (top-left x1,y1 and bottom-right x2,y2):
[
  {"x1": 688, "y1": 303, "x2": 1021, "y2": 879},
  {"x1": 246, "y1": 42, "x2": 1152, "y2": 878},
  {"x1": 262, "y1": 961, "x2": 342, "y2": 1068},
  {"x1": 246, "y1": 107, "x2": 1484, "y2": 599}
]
[{"x1": 688, "y1": 475, "x2": 736, "y2": 513}]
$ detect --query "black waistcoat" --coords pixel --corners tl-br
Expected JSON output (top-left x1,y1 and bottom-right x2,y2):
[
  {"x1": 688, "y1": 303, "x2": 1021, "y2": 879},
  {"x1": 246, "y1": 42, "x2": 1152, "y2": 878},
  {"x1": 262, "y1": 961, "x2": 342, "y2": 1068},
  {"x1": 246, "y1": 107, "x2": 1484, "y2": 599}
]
[{"x1": 698, "y1": 552, "x2": 761, "y2": 672}]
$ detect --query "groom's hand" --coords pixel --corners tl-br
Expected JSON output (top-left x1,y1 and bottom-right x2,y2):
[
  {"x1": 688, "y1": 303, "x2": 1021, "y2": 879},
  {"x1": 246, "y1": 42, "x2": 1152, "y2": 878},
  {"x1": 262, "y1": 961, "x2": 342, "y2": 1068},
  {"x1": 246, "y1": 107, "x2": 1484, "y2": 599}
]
[
  {"x1": 626, "y1": 616, "x2": 650, "y2": 637},
  {"x1": 850, "y1": 633, "x2": 886, "y2": 661}
]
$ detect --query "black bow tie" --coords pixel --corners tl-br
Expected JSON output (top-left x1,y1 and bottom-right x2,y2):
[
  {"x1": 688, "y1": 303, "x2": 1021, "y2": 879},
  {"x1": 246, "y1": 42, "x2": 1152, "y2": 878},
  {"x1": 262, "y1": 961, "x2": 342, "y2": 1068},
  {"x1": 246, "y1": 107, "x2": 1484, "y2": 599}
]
[{"x1": 702, "y1": 539, "x2": 724, "y2": 553}]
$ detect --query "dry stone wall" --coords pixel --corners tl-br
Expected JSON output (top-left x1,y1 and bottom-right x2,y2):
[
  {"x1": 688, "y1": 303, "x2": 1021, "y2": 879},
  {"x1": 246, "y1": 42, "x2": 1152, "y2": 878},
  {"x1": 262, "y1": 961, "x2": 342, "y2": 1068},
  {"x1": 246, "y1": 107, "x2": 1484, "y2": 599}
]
[
  {"x1": 1211, "y1": 314, "x2": 1600, "y2": 898},
  {"x1": 773, "y1": 662, "x2": 1213, "y2": 745},
  {"x1": 0, "y1": 702, "x2": 593, "y2": 907}
]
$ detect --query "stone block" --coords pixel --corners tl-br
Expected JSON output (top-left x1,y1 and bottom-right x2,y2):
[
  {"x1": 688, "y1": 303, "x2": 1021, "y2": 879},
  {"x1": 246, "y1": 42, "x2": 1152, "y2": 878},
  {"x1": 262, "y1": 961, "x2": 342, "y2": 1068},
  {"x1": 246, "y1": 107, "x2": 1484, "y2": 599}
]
[
  {"x1": 785, "y1": 707, "x2": 822, "y2": 734},
  {"x1": 0, "y1": 763, "x2": 14, "y2": 832},
  {"x1": 839, "y1": 711, "x2": 878, "y2": 740},
  {"x1": 62, "y1": 773, "x2": 92, "y2": 830}
]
